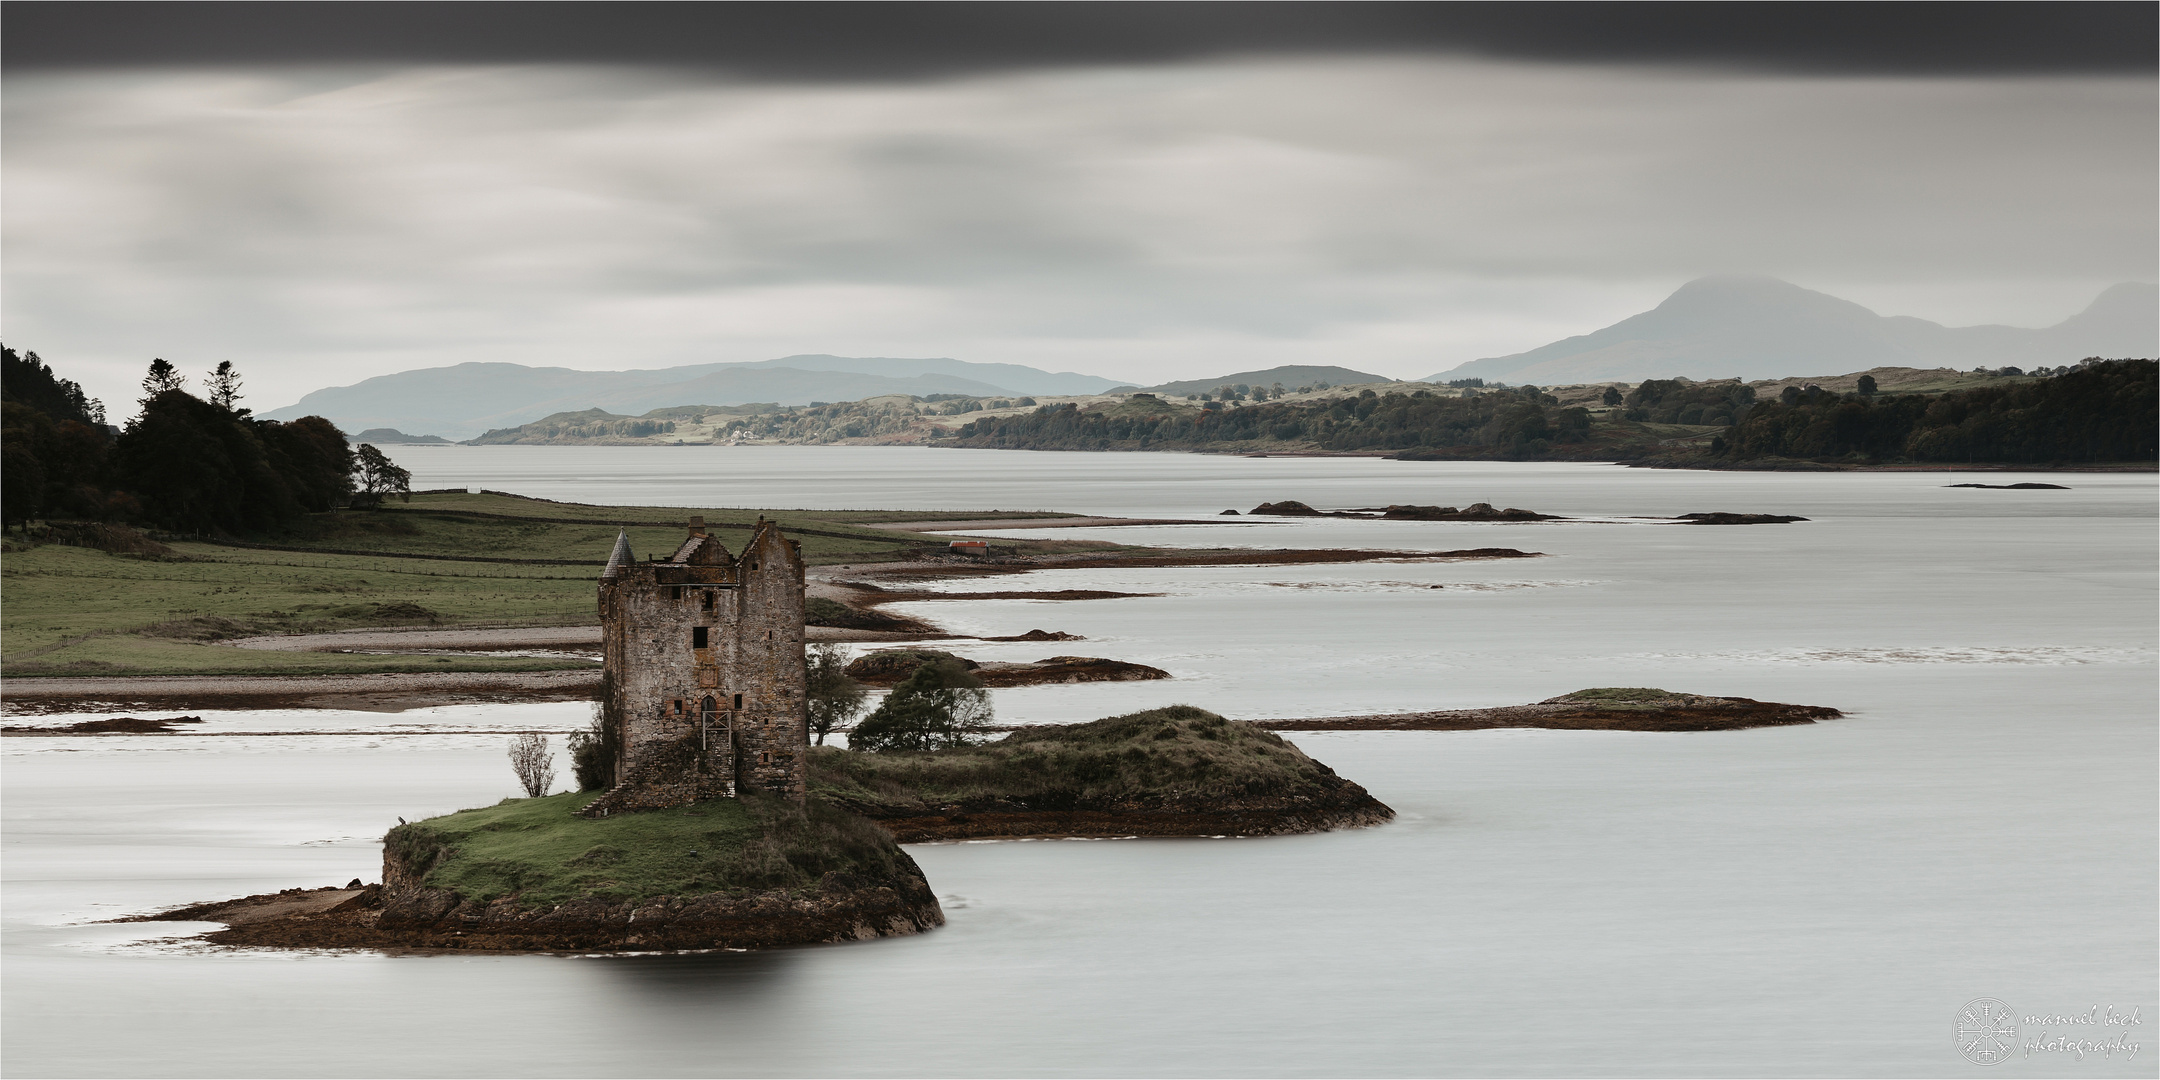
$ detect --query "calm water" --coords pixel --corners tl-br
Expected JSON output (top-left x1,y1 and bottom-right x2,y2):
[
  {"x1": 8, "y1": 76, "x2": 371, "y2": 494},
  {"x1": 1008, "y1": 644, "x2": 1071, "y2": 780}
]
[{"x1": 6, "y1": 448, "x2": 2155, "y2": 1077}]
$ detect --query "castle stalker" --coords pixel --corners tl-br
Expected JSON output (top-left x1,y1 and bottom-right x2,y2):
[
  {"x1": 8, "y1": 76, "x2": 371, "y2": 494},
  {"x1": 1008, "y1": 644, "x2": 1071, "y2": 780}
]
[{"x1": 582, "y1": 516, "x2": 808, "y2": 815}]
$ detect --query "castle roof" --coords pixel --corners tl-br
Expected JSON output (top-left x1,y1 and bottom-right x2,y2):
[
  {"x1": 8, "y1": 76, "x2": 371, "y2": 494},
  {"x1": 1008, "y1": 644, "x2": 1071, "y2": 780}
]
[{"x1": 601, "y1": 529, "x2": 633, "y2": 578}]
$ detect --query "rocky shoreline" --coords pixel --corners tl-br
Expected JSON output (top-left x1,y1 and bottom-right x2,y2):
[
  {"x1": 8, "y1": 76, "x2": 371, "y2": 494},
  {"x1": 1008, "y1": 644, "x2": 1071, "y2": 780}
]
[
  {"x1": 839, "y1": 794, "x2": 1395, "y2": 843},
  {"x1": 136, "y1": 873, "x2": 946, "y2": 953},
  {"x1": 1240, "y1": 500, "x2": 1806, "y2": 525},
  {"x1": 843, "y1": 648, "x2": 1170, "y2": 688}
]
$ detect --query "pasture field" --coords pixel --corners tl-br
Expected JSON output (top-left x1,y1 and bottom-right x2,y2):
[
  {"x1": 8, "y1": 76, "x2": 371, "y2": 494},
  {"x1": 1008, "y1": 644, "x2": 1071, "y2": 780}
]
[{"x1": 0, "y1": 492, "x2": 1066, "y2": 678}]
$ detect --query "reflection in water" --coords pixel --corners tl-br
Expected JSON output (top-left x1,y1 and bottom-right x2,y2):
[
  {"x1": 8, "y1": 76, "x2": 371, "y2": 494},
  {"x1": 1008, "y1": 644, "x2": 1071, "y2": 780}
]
[{"x1": 587, "y1": 946, "x2": 801, "y2": 1005}]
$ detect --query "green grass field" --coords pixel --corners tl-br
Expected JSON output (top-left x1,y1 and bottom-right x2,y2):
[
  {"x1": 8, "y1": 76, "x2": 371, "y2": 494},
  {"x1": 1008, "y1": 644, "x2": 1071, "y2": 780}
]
[
  {"x1": 387, "y1": 789, "x2": 913, "y2": 906},
  {"x1": 0, "y1": 491, "x2": 1073, "y2": 678}
]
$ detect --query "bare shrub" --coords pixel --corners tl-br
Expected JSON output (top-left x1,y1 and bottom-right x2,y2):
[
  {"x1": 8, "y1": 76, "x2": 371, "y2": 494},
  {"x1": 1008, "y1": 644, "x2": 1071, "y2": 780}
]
[{"x1": 508, "y1": 733, "x2": 556, "y2": 798}]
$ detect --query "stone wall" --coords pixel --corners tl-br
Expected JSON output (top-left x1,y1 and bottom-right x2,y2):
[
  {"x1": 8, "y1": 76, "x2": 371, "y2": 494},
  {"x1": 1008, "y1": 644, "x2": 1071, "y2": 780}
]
[{"x1": 729, "y1": 524, "x2": 809, "y2": 800}]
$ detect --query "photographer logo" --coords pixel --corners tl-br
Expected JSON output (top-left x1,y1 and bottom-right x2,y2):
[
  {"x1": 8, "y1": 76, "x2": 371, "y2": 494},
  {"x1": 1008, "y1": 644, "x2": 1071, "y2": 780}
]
[{"x1": 1959, "y1": 998, "x2": 2019, "y2": 1066}]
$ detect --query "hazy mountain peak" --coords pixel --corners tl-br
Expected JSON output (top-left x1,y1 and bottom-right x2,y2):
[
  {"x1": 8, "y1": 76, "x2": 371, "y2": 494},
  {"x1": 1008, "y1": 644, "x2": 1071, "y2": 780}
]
[
  {"x1": 1428, "y1": 279, "x2": 2155, "y2": 384},
  {"x1": 1655, "y1": 275, "x2": 1888, "y2": 321}
]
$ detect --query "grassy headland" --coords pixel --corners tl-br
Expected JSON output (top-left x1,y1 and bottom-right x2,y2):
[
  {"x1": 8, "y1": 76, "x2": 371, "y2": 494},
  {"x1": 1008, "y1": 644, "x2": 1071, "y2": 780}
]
[{"x1": 0, "y1": 491, "x2": 1080, "y2": 677}]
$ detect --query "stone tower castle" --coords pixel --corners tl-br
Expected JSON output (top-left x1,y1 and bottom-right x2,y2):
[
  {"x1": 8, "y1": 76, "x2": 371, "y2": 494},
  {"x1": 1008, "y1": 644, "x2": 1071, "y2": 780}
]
[{"x1": 581, "y1": 517, "x2": 808, "y2": 815}]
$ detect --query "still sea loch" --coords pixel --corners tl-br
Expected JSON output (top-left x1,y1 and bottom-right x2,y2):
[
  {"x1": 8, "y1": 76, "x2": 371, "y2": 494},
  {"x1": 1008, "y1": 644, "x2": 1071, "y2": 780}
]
[{"x1": 5, "y1": 448, "x2": 2154, "y2": 1077}]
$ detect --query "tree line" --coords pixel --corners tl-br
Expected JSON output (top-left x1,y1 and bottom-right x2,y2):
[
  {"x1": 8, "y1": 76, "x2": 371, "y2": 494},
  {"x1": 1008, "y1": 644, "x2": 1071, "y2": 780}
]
[
  {"x1": 1718, "y1": 359, "x2": 2156, "y2": 464},
  {"x1": 1, "y1": 346, "x2": 412, "y2": 533},
  {"x1": 950, "y1": 385, "x2": 1595, "y2": 456}
]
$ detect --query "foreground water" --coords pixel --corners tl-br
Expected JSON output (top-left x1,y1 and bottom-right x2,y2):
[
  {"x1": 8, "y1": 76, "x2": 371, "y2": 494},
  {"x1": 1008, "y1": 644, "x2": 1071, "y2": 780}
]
[{"x1": 6, "y1": 449, "x2": 2155, "y2": 1077}]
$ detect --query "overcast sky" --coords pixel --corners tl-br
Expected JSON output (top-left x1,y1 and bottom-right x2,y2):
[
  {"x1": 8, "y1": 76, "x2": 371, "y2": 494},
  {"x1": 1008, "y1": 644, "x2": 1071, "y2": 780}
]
[{"x1": 4, "y1": 4, "x2": 2154, "y2": 414}]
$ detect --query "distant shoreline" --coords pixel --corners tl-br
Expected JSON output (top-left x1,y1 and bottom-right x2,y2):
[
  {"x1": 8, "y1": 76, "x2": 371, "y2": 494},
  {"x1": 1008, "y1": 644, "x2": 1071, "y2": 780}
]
[{"x1": 384, "y1": 441, "x2": 2155, "y2": 472}]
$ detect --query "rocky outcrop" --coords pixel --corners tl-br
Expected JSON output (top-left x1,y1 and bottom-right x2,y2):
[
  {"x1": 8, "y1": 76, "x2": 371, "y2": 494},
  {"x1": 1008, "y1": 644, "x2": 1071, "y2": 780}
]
[
  {"x1": 1247, "y1": 500, "x2": 1560, "y2": 521},
  {"x1": 983, "y1": 629, "x2": 1084, "y2": 642},
  {"x1": 1249, "y1": 500, "x2": 1328, "y2": 516},
  {"x1": 133, "y1": 845, "x2": 945, "y2": 954},
  {"x1": 1375, "y1": 503, "x2": 1559, "y2": 521},
  {"x1": 1673, "y1": 512, "x2": 1809, "y2": 525},
  {"x1": 844, "y1": 649, "x2": 979, "y2": 683},
  {"x1": 973, "y1": 657, "x2": 1169, "y2": 688},
  {"x1": 1260, "y1": 689, "x2": 1841, "y2": 732},
  {"x1": 844, "y1": 649, "x2": 1169, "y2": 688}
]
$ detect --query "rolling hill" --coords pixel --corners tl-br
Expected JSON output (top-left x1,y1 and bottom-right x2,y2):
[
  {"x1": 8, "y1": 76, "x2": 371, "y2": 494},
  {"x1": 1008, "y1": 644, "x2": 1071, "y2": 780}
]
[{"x1": 261, "y1": 355, "x2": 1122, "y2": 439}]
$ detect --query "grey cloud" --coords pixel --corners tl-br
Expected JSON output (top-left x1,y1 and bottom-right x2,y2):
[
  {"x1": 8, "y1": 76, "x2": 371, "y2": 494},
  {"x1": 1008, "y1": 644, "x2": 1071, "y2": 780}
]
[
  {"x1": 8, "y1": 4, "x2": 2153, "y2": 76},
  {"x1": 2, "y1": 59, "x2": 2152, "y2": 412}
]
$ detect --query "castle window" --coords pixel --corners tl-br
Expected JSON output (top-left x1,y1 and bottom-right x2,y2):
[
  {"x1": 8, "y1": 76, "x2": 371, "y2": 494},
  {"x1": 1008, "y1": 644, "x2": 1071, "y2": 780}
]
[
  {"x1": 692, "y1": 626, "x2": 708, "y2": 649},
  {"x1": 733, "y1": 693, "x2": 743, "y2": 709},
  {"x1": 700, "y1": 591, "x2": 713, "y2": 611},
  {"x1": 670, "y1": 587, "x2": 682, "y2": 600},
  {"x1": 671, "y1": 699, "x2": 684, "y2": 716}
]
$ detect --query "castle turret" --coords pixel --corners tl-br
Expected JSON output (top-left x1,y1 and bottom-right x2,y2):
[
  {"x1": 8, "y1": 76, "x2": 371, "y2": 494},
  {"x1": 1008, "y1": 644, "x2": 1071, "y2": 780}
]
[
  {"x1": 582, "y1": 517, "x2": 808, "y2": 815},
  {"x1": 601, "y1": 529, "x2": 632, "y2": 579}
]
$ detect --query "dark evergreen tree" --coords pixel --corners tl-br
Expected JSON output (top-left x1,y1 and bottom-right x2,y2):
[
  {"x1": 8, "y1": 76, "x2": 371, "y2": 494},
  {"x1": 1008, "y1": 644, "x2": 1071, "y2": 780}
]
[
  {"x1": 205, "y1": 360, "x2": 245, "y2": 411},
  {"x1": 110, "y1": 390, "x2": 293, "y2": 533},
  {"x1": 1722, "y1": 359, "x2": 2156, "y2": 464},
  {"x1": 141, "y1": 357, "x2": 186, "y2": 399},
  {"x1": 2, "y1": 345, "x2": 105, "y2": 426},
  {"x1": 261, "y1": 415, "x2": 354, "y2": 512},
  {"x1": 2, "y1": 346, "x2": 114, "y2": 527}
]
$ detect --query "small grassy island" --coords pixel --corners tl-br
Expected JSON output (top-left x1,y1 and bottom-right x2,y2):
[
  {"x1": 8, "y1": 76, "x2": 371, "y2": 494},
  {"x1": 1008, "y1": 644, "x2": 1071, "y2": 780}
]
[
  {"x1": 813, "y1": 705, "x2": 1394, "y2": 841},
  {"x1": 154, "y1": 790, "x2": 946, "y2": 953}
]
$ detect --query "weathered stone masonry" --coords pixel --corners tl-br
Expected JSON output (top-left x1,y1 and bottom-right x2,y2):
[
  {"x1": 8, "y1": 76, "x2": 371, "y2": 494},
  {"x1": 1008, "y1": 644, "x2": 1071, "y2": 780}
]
[{"x1": 582, "y1": 517, "x2": 808, "y2": 815}]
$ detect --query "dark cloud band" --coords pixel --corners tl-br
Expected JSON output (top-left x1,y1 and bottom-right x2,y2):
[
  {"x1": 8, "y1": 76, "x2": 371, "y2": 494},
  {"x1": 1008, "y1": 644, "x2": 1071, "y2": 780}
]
[{"x1": 7, "y1": 1, "x2": 2154, "y2": 76}]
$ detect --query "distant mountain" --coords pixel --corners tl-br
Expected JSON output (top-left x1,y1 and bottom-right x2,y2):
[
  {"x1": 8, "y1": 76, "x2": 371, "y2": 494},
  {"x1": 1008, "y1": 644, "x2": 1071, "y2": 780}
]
[
  {"x1": 262, "y1": 355, "x2": 1114, "y2": 439},
  {"x1": 1125, "y1": 365, "x2": 1390, "y2": 398},
  {"x1": 1425, "y1": 278, "x2": 2159, "y2": 385},
  {"x1": 353, "y1": 428, "x2": 453, "y2": 445}
]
